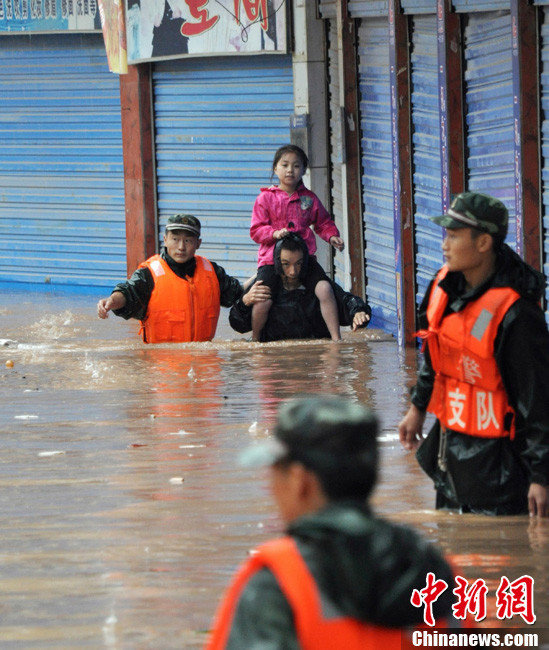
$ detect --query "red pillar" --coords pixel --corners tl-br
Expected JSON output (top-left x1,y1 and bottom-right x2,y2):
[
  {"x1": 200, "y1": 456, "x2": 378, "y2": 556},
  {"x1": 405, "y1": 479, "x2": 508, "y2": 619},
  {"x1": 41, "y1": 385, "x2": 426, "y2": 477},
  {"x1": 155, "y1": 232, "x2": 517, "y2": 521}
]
[
  {"x1": 513, "y1": 0, "x2": 542, "y2": 270},
  {"x1": 445, "y1": 3, "x2": 465, "y2": 199},
  {"x1": 119, "y1": 64, "x2": 157, "y2": 277}
]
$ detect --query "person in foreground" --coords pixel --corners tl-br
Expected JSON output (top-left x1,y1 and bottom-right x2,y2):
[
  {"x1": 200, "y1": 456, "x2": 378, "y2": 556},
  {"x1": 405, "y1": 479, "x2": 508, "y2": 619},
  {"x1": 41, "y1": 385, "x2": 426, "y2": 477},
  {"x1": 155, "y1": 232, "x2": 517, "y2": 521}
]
[
  {"x1": 229, "y1": 233, "x2": 371, "y2": 341},
  {"x1": 206, "y1": 396, "x2": 456, "y2": 649},
  {"x1": 398, "y1": 192, "x2": 549, "y2": 516},
  {"x1": 97, "y1": 214, "x2": 243, "y2": 343}
]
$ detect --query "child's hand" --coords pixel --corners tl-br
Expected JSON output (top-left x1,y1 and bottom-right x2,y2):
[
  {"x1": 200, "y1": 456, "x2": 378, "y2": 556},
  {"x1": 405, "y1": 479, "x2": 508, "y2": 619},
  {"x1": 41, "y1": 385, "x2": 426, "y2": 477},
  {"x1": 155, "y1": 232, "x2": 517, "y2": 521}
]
[
  {"x1": 330, "y1": 236, "x2": 345, "y2": 252},
  {"x1": 273, "y1": 229, "x2": 289, "y2": 240}
]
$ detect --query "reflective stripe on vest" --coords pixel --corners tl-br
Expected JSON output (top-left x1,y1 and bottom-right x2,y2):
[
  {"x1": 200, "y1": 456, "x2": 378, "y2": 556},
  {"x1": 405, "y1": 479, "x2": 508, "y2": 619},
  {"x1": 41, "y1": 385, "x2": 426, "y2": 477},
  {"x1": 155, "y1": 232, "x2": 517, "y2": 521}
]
[
  {"x1": 138, "y1": 254, "x2": 220, "y2": 343},
  {"x1": 423, "y1": 267, "x2": 519, "y2": 438},
  {"x1": 205, "y1": 536, "x2": 403, "y2": 650}
]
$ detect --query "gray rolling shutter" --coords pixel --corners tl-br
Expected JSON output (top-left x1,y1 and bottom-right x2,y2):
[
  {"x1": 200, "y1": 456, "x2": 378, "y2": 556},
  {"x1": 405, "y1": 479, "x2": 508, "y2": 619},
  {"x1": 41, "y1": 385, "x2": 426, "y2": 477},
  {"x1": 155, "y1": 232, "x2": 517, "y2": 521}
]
[
  {"x1": 318, "y1": 0, "x2": 337, "y2": 19},
  {"x1": 0, "y1": 34, "x2": 125, "y2": 290},
  {"x1": 327, "y1": 18, "x2": 349, "y2": 288},
  {"x1": 152, "y1": 55, "x2": 293, "y2": 282}
]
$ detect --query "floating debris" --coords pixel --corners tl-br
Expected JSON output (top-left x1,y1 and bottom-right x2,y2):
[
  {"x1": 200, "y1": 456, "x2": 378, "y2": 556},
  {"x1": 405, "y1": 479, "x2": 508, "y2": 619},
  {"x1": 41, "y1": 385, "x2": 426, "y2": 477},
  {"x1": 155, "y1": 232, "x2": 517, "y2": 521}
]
[
  {"x1": 248, "y1": 421, "x2": 258, "y2": 433},
  {"x1": 38, "y1": 450, "x2": 66, "y2": 457},
  {"x1": 14, "y1": 414, "x2": 39, "y2": 420},
  {"x1": 169, "y1": 477, "x2": 184, "y2": 485},
  {"x1": 5, "y1": 359, "x2": 14, "y2": 368}
]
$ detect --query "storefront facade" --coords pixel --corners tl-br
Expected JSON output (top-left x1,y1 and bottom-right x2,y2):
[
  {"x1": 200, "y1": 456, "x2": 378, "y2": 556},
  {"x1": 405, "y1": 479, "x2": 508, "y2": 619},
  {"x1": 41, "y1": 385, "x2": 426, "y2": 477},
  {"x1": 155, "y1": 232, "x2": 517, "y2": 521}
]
[{"x1": 1, "y1": 0, "x2": 547, "y2": 343}]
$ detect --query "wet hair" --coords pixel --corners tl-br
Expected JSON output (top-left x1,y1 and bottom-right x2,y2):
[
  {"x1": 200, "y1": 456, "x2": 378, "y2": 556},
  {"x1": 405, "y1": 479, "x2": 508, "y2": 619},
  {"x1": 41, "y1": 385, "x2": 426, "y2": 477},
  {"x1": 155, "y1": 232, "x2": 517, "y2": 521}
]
[
  {"x1": 274, "y1": 233, "x2": 309, "y2": 279},
  {"x1": 274, "y1": 396, "x2": 379, "y2": 501},
  {"x1": 271, "y1": 144, "x2": 309, "y2": 175}
]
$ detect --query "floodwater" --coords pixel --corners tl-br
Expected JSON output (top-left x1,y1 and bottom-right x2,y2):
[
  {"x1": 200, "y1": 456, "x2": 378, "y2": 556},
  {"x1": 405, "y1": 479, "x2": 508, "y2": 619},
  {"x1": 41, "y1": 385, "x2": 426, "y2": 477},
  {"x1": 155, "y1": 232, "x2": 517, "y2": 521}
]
[{"x1": 0, "y1": 288, "x2": 548, "y2": 649}]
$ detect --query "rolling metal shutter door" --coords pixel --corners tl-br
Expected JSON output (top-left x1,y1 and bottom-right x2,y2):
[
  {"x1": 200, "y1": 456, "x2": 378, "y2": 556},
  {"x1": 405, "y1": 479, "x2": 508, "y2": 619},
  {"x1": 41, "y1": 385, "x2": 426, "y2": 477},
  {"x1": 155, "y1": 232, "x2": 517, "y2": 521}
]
[
  {"x1": 357, "y1": 19, "x2": 396, "y2": 335},
  {"x1": 410, "y1": 15, "x2": 443, "y2": 305},
  {"x1": 463, "y1": 11, "x2": 516, "y2": 250},
  {"x1": 318, "y1": 0, "x2": 337, "y2": 19},
  {"x1": 0, "y1": 34, "x2": 125, "y2": 290},
  {"x1": 152, "y1": 55, "x2": 293, "y2": 282},
  {"x1": 327, "y1": 19, "x2": 349, "y2": 288},
  {"x1": 540, "y1": 7, "x2": 549, "y2": 324}
]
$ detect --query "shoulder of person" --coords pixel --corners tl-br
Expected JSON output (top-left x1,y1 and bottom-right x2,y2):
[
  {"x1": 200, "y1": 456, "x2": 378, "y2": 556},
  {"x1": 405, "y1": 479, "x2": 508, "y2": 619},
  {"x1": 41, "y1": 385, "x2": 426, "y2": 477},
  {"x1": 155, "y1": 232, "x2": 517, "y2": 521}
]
[{"x1": 209, "y1": 259, "x2": 226, "y2": 275}]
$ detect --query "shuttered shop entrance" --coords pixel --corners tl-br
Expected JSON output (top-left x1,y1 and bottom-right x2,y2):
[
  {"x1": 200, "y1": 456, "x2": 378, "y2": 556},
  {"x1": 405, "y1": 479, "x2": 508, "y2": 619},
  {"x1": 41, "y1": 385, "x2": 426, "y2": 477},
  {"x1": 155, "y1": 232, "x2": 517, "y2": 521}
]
[
  {"x1": 410, "y1": 15, "x2": 443, "y2": 306},
  {"x1": 0, "y1": 34, "x2": 125, "y2": 291},
  {"x1": 462, "y1": 11, "x2": 516, "y2": 249},
  {"x1": 357, "y1": 19, "x2": 396, "y2": 336},
  {"x1": 152, "y1": 55, "x2": 293, "y2": 282}
]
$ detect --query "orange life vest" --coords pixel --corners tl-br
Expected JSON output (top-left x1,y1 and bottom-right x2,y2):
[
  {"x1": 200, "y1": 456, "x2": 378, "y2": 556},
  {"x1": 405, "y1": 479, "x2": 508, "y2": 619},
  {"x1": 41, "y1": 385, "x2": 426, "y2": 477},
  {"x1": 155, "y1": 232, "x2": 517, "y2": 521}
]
[
  {"x1": 420, "y1": 266, "x2": 519, "y2": 439},
  {"x1": 138, "y1": 254, "x2": 220, "y2": 343},
  {"x1": 206, "y1": 536, "x2": 404, "y2": 650}
]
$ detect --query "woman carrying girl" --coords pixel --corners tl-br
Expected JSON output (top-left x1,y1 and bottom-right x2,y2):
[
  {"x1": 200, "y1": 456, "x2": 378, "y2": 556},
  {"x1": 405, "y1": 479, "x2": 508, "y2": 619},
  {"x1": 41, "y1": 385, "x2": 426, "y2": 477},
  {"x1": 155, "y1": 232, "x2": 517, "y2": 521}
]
[{"x1": 249, "y1": 144, "x2": 345, "y2": 341}]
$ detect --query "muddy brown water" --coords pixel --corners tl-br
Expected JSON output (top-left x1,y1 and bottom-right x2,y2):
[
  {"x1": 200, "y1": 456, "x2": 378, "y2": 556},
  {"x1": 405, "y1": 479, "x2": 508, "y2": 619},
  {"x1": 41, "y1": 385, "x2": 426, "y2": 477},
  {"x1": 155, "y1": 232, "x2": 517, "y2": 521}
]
[{"x1": 0, "y1": 289, "x2": 547, "y2": 648}]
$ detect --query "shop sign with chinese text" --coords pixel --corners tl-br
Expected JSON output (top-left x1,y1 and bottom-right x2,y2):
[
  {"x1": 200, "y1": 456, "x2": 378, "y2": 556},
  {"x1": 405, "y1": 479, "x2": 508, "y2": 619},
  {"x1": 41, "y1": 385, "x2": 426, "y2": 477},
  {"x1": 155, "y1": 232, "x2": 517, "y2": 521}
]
[
  {"x1": 125, "y1": 0, "x2": 287, "y2": 63},
  {"x1": 0, "y1": 0, "x2": 101, "y2": 32}
]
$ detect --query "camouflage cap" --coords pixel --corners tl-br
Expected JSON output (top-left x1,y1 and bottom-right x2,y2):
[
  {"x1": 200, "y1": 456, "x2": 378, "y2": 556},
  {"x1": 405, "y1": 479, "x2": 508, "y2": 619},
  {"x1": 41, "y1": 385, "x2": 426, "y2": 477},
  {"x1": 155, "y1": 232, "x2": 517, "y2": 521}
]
[
  {"x1": 430, "y1": 192, "x2": 508, "y2": 240},
  {"x1": 165, "y1": 214, "x2": 201, "y2": 237}
]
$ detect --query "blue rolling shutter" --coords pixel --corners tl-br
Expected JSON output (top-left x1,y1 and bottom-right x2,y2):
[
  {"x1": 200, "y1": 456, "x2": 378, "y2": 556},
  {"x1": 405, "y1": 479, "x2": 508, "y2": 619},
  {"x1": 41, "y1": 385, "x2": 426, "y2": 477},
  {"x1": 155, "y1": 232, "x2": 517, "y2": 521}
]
[
  {"x1": 452, "y1": 0, "x2": 507, "y2": 11},
  {"x1": 0, "y1": 34, "x2": 125, "y2": 291},
  {"x1": 540, "y1": 8, "x2": 549, "y2": 325},
  {"x1": 349, "y1": 1, "x2": 389, "y2": 16},
  {"x1": 463, "y1": 11, "x2": 516, "y2": 250},
  {"x1": 410, "y1": 15, "x2": 443, "y2": 305},
  {"x1": 152, "y1": 55, "x2": 293, "y2": 282},
  {"x1": 400, "y1": 0, "x2": 436, "y2": 13},
  {"x1": 357, "y1": 19, "x2": 396, "y2": 335}
]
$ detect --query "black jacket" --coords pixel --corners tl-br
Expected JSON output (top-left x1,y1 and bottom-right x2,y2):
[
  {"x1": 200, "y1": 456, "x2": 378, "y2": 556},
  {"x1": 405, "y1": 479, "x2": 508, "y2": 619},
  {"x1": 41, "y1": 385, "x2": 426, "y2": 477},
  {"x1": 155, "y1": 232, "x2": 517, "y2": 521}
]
[
  {"x1": 229, "y1": 279, "x2": 371, "y2": 342},
  {"x1": 111, "y1": 250, "x2": 243, "y2": 321},
  {"x1": 412, "y1": 244, "x2": 549, "y2": 512},
  {"x1": 225, "y1": 503, "x2": 456, "y2": 649}
]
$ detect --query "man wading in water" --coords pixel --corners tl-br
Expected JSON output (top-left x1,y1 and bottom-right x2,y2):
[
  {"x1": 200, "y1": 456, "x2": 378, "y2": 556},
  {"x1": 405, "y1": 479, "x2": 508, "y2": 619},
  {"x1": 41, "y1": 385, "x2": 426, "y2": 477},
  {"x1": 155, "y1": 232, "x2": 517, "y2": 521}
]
[
  {"x1": 399, "y1": 192, "x2": 549, "y2": 516},
  {"x1": 229, "y1": 234, "x2": 370, "y2": 342}
]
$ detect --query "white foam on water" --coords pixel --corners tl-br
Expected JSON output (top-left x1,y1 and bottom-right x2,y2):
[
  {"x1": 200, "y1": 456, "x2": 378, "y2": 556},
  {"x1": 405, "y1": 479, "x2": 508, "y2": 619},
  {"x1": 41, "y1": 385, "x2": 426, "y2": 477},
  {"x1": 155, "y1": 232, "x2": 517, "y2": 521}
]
[{"x1": 378, "y1": 433, "x2": 400, "y2": 442}]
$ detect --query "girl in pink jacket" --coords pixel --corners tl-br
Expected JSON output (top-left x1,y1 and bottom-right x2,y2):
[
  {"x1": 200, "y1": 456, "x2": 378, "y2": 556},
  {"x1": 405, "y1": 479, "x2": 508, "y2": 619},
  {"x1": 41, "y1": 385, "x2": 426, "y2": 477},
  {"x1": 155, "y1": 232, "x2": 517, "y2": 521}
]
[{"x1": 249, "y1": 144, "x2": 345, "y2": 341}]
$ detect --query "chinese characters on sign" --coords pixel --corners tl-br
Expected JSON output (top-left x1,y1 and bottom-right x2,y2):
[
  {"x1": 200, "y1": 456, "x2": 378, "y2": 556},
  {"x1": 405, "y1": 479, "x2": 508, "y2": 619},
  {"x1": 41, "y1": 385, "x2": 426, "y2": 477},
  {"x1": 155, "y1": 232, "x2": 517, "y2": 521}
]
[
  {"x1": 0, "y1": 0, "x2": 100, "y2": 31},
  {"x1": 411, "y1": 574, "x2": 536, "y2": 626},
  {"x1": 125, "y1": 0, "x2": 287, "y2": 64}
]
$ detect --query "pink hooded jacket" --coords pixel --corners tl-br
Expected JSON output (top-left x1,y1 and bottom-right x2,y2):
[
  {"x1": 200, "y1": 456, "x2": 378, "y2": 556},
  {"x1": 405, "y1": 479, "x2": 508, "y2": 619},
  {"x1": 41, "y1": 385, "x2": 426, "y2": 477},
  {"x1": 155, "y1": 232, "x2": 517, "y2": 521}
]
[{"x1": 250, "y1": 183, "x2": 340, "y2": 267}]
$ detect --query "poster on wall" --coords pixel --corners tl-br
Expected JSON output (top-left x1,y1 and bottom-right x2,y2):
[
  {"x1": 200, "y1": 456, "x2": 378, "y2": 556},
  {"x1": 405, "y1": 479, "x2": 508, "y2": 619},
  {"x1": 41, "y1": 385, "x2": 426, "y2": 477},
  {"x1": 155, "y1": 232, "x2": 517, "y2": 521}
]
[
  {"x1": 0, "y1": 0, "x2": 101, "y2": 32},
  {"x1": 98, "y1": 0, "x2": 128, "y2": 72},
  {"x1": 125, "y1": 0, "x2": 288, "y2": 63}
]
